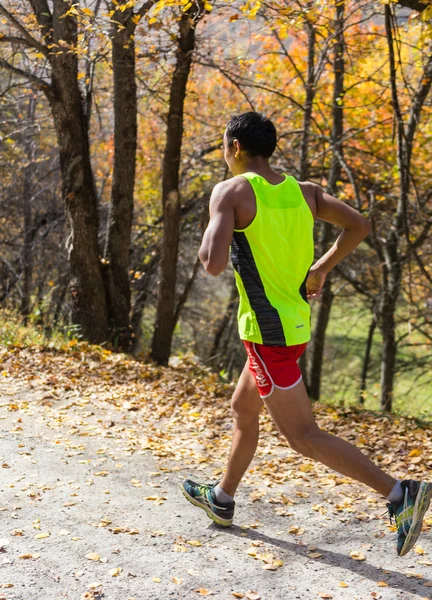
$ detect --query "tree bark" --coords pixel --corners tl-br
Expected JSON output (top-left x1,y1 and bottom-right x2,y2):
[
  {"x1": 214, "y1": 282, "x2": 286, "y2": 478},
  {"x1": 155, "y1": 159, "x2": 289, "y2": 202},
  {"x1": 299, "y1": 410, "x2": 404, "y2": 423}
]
[
  {"x1": 378, "y1": 5, "x2": 432, "y2": 410},
  {"x1": 151, "y1": 3, "x2": 204, "y2": 365},
  {"x1": 299, "y1": 20, "x2": 316, "y2": 182},
  {"x1": 43, "y1": 0, "x2": 109, "y2": 343},
  {"x1": 359, "y1": 316, "x2": 376, "y2": 404},
  {"x1": 20, "y1": 97, "x2": 36, "y2": 322},
  {"x1": 307, "y1": 0, "x2": 345, "y2": 401},
  {"x1": 103, "y1": 4, "x2": 138, "y2": 350}
]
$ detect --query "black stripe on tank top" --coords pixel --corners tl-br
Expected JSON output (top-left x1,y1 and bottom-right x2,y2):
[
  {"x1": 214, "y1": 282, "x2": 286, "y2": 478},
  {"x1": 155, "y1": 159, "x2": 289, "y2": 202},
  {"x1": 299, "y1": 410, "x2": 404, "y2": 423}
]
[{"x1": 231, "y1": 231, "x2": 286, "y2": 346}]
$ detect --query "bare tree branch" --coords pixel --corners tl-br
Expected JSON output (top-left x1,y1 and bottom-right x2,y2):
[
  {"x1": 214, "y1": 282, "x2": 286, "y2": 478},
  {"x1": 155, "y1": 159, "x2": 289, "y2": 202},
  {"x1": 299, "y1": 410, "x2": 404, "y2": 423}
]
[
  {"x1": 0, "y1": 57, "x2": 49, "y2": 89},
  {"x1": 0, "y1": 4, "x2": 48, "y2": 56}
]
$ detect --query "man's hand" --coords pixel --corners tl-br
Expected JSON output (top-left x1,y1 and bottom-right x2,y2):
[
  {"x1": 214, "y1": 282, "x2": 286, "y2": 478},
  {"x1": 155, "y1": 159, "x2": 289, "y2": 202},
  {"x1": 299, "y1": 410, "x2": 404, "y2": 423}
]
[{"x1": 306, "y1": 265, "x2": 327, "y2": 299}]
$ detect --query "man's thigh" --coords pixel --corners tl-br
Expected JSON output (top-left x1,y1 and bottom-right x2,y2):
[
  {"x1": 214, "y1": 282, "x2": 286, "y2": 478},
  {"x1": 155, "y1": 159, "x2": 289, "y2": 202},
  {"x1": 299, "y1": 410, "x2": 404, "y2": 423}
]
[{"x1": 262, "y1": 379, "x2": 318, "y2": 441}]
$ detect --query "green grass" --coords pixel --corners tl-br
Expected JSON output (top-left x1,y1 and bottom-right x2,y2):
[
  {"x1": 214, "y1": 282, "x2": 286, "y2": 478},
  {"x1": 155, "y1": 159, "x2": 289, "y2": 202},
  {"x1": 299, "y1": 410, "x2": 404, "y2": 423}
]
[{"x1": 318, "y1": 298, "x2": 432, "y2": 419}]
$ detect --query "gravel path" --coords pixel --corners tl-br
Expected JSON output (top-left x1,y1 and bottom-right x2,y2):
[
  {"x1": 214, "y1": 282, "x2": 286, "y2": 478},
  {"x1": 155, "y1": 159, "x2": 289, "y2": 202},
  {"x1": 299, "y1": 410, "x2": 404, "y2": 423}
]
[{"x1": 1, "y1": 378, "x2": 432, "y2": 600}]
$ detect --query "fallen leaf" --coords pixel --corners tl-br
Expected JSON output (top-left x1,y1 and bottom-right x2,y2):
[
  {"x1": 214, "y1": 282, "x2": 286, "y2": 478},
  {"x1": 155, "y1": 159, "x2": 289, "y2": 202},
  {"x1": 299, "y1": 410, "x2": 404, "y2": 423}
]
[
  {"x1": 109, "y1": 567, "x2": 122, "y2": 577},
  {"x1": 85, "y1": 553, "x2": 101, "y2": 561},
  {"x1": 187, "y1": 540, "x2": 203, "y2": 546},
  {"x1": 232, "y1": 594, "x2": 245, "y2": 599},
  {"x1": 350, "y1": 551, "x2": 366, "y2": 561},
  {"x1": 34, "y1": 532, "x2": 50, "y2": 539},
  {"x1": 308, "y1": 552, "x2": 323, "y2": 559},
  {"x1": 245, "y1": 592, "x2": 261, "y2": 600},
  {"x1": 318, "y1": 594, "x2": 333, "y2": 599},
  {"x1": 339, "y1": 582, "x2": 349, "y2": 588},
  {"x1": 172, "y1": 577, "x2": 183, "y2": 584},
  {"x1": 194, "y1": 589, "x2": 213, "y2": 596},
  {"x1": 377, "y1": 582, "x2": 388, "y2": 587},
  {"x1": 152, "y1": 577, "x2": 161, "y2": 583}
]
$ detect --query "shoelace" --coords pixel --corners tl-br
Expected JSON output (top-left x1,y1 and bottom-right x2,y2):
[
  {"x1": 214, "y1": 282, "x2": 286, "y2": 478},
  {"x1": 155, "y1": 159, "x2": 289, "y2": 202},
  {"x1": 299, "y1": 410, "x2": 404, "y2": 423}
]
[{"x1": 386, "y1": 503, "x2": 396, "y2": 525}]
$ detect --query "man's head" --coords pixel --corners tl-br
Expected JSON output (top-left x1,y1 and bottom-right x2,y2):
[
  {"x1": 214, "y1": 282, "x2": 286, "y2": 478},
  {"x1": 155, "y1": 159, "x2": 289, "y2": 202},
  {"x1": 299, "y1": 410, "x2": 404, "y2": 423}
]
[{"x1": 223, "y1": 111, "x2": 277, "y2": 173}]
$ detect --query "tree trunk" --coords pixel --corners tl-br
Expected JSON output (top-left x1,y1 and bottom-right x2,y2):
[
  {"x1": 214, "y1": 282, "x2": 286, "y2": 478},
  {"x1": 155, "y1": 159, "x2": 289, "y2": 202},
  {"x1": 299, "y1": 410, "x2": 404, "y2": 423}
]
[
  {"x1": 20, "y1": 97, "x2": 36, "y2": 322},
  {"x1": 380, "y1": 303, "x2": 397, "y2": 412},
  {"x1": 44, "y1": 0, "x2": 108, "y2": 343},
  {"x1": 359, "y1": 316, "x2": 376, "y2": 404},
  {"x1": 307, "y1": 0, "x2": 345, "y2": 400},
  {"x1": 103, "y1": 5, "x2": 138, "y2": 350},
  {"x1": 130, "y1": 251, "x2": 160, "y2": 353},
  {"x1": 377, "y1": 5, "x2": 432, "y2": 410},
  {"x1": 299, "y1": 21, "x2": 316, "y2": 182},
  {"x1": 298, "y1": 20, "x2": 316, "y2": 388},
  {"x1": 173, "y1": 254, "x2": 202, "y2": 329},
  {"x1": 151, "y1": 3, "x2": 204, "y2": 365},
  {"x1": 209, "y1": 278, "x2": 238, "y2": 367},
  {"x1": 308, "y1": 277, "x2": 334, "y2": 400}
]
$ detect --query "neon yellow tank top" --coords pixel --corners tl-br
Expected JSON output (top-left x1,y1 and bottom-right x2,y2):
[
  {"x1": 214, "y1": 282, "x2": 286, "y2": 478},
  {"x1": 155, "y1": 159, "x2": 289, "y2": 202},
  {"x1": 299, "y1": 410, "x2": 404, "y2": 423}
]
[{"x1": 230, "y1": 172, "x2": 314, "y2": 346}]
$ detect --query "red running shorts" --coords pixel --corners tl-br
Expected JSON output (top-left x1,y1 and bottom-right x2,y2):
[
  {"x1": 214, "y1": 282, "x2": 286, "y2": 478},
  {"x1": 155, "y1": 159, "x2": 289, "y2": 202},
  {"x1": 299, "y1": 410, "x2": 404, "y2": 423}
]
[{"x1": 243, "y1": 341, "x2": 307, "y2": 399}]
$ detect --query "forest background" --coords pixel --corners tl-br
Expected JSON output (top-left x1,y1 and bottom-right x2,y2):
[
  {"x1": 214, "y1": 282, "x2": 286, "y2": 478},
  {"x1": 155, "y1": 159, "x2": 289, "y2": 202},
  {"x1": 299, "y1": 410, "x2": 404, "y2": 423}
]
[{"x1": 0, "y1": 0, "x2": 431, "y2": 417}]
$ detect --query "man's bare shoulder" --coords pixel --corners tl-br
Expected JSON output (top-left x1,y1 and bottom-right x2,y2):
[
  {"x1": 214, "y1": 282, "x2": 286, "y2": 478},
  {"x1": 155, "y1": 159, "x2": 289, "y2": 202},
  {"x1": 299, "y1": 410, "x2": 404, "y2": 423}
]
[
  {"x1": 211, "y1": 176, "x2": 254, "y2": 207},
  {"x1": 298, "y1": 180, "x2": 319, "y2": 199}
]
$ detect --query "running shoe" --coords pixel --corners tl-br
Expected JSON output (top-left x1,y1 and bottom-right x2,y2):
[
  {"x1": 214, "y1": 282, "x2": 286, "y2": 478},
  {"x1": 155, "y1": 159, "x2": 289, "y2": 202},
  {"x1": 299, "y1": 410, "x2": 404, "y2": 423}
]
[
  {"x1": 180, "y1": 479, "x2": 235, "y2": 527},
  {"x1": 386, "y1": 480, "x2": 432, "y2": 556}
]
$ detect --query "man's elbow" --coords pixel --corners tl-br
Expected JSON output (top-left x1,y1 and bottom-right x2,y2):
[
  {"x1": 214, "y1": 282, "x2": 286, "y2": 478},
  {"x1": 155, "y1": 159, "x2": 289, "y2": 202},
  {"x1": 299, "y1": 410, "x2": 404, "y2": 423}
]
[
  {"x1": 199, "y1": 251, "x2": 226, "y2": 276},
  {"x1": 203, "y1": 260, "x2": 226, "y2": 277},
  {"x1": 359, "y1": 216, "x2": 371, "y2": 238}
]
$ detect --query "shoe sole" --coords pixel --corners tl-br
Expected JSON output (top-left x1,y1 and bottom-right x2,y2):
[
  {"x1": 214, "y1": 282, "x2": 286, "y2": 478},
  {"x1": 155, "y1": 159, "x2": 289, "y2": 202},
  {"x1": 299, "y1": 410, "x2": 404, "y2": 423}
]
[
  {"x1": 399, "y1": 482, "x2": 432, "y2": 556},
  {"x1": 180, "y1": 484, "x2": 233, "y2": 527}
]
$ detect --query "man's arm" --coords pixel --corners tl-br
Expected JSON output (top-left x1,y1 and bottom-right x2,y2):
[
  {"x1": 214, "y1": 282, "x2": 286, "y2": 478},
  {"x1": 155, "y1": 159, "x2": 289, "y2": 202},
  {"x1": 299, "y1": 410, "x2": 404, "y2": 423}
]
[
  {"x1": 199, "y1": 182, "x2": 235, "y2": 276},
  {"x1": 306, "y1": 185, "x2": 370, "y2": 299}
]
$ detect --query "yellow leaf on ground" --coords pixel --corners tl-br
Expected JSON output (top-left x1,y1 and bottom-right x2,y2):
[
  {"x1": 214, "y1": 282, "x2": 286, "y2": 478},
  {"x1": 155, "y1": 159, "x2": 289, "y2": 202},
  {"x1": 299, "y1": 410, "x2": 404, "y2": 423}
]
[
  {"x1": 377, "y1": 582, "x2": 388, "y2": 587},
  {"x1": 195, "y1": 589, "x2": 213, "y2": 596},
  {"x1": 109, "y1": 567, "x2": 122, "y2": 577},
  {"x1": 172, "y1": 577, "x2": 183, "y2": 584},
  {"x1": 232, "y1": 594, "x2": 244, "y2": 599},
  {"x1": 152, "y1": 577, "x2": 161, "y2": 583},
  {"x1": 299, "y1": 463, "x2": 313, "y2": 472},
  {"x1": 34, "y1": 532, "x2": 50, "y2": 539},
  {"x1": 339, "y1": 582, "x2": 349, "y2": 588},
  {"x1": 318, "y1": 594, "x2": 333, "y2": 599},
  {"x1": 350, "y1": 551, "x2": 366, "y2": 561},
  {"x1": 187, "y1": 540, "x2": 202, "y2": 546},
  {"x1": 414, "y1": 546, "x2": 425, "y2": 555},
  {"x1": 409, "y1": 448, "x2": 422, "y2": 457},
  {"x1": 85, "y1": 553, "x2": 100, "y2": 561}
]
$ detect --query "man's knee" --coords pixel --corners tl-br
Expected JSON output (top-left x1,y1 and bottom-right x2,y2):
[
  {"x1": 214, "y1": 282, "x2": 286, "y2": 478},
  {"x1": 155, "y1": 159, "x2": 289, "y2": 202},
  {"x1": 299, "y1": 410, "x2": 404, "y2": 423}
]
[
  {"x1": 231, "y1": 396, "x2": 261, "y2": 427},
  {"x1": 287, "y1": 425, "x2": 323, "y2": 457}
]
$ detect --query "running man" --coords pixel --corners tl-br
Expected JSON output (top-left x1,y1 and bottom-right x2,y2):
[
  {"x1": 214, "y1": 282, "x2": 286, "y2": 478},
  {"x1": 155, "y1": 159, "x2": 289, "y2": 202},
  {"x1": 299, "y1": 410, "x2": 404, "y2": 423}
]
[{"x1": 181, "y1": 111, "x2": 431, "y2": 556}]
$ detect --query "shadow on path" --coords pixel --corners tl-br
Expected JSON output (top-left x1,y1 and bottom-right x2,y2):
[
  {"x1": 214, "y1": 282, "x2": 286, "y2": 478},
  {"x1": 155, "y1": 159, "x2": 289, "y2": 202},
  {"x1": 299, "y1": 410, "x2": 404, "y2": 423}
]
[{"x1": 218, "y1": 525, "x2": 431, "y2": 597}]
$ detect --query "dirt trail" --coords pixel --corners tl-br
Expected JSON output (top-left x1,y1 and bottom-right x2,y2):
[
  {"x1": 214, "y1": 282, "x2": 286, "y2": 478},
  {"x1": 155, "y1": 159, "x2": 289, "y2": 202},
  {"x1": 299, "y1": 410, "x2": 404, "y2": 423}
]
[{"x1": 1, "y1": 371, "x2": 432, "y2": 600}]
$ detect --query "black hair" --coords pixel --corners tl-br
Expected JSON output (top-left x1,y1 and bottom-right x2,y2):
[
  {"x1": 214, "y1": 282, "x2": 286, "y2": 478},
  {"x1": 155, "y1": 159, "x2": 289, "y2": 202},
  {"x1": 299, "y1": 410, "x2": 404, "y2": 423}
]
[{"x1": 225, "y1": 111, "x2": 277, "y2": 158}]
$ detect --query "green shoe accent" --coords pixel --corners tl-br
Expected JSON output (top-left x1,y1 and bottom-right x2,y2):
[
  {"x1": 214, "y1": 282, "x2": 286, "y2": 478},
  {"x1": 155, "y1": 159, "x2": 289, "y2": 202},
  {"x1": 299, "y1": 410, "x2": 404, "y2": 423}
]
[
  {"x1": 180, "y1": 479, "x2": 234, "y2": 527},
  {"x1": 387, "y1": 480, "x2": 432, "y2": 556}
]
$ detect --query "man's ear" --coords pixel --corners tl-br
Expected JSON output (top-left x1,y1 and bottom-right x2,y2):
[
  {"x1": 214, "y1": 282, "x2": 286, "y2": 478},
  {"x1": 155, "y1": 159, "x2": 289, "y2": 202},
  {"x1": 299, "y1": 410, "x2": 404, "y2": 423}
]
[{"x1": 233, "y1": 139, "x2": 241, "y2": 158}]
